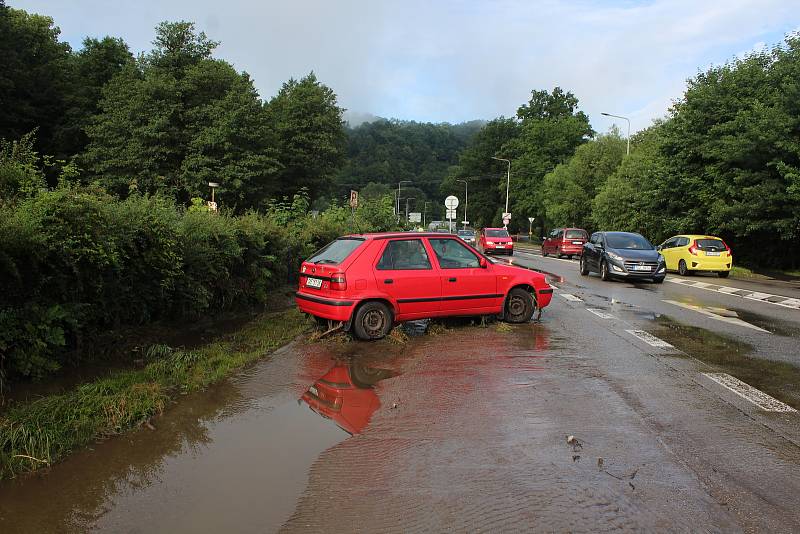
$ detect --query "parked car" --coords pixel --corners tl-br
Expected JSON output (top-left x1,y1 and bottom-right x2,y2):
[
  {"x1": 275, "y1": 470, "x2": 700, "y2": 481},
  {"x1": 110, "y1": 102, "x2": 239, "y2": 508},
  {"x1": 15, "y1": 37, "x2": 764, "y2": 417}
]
[
  {"x1": 542, "y1": 227, "x2": 588, "y2": 259},
  {"x1": 657, "y1": 234, "x2": 732, "y2": 277},
  {"x1": 478, "y1": 227, "x2": 514, "y2": 255},
  {"x1": 295, "y1": 232, "x2": 553, "y2": 340},
  {"x1": 457, "y1": 228, "x2": 476, "y2": 245},
  {"x1": 580, "y1": 231, "x2": 666, "y2": 283}
]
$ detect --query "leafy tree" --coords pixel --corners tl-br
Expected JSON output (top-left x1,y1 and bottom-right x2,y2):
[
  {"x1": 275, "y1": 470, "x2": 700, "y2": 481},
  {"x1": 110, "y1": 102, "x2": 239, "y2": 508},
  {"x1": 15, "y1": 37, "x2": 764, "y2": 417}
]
[
  {"x1": 0, "y1": 6, "x2": 71, "y2": 157},
  {"x1": 82, "y1": 21, "x2": 280, "y2": 209},
  {"x1": 543, "y1": 129, "x2": 626, "y2": 230},
  {"x1": 265, "y1": 73, "x2": 346, "y2": 199}
]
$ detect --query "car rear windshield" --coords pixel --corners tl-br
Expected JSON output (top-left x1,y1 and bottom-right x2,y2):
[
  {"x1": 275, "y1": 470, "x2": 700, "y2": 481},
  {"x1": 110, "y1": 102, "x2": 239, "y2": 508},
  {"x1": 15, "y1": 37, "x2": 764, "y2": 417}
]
[
  {"x1": 457, "y1": 230, "x2": 474, "y2": 236},
  {"x1": 306, "y1": 238, "x2": 364, "y2": 265},
  {"x1": 606, "y1": 233, "x2": 653, "y2": 250},
  {"x1": 565, "y1": 230, "x2": 587, "y2": 239},
  {"x1": 697, "y1": 239, "x2": 726, "y2": 250},
  {"x1": 485, "y1": 229, "x2": 509, "y2": 238}
]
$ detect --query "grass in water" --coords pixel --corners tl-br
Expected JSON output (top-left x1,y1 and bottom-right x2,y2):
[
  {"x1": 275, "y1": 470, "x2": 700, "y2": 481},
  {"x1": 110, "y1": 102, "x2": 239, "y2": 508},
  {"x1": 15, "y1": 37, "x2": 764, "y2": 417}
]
[{"x1": 0, "y1": 308, "x2": 309, "y2": 479}]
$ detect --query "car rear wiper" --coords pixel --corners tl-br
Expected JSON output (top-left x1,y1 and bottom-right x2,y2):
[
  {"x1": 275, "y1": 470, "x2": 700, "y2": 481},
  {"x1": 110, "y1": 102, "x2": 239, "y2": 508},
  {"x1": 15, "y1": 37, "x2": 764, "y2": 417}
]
[{"x1": 314, "y1": 259, "x2": 339, "y2": 264}]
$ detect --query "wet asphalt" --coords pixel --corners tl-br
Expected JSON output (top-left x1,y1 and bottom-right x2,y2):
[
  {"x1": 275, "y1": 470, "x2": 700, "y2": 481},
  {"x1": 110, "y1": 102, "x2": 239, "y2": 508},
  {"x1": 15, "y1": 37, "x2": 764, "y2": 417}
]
[{"x1": 1, "y1": 251, "x2": 799, "y2": 533}]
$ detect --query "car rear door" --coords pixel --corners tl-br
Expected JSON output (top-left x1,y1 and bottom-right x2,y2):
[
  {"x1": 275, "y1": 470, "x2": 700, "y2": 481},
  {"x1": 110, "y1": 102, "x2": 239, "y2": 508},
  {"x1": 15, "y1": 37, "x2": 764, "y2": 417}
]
[
  {"x1": 658, "y1": 237, "x2": 678, "y2": 270},
  {"x1": 427, "y1": 237, "x2": 500, "y2": 313},
  {"x1": 373, "y1": 238, "x2": 442, "y2": 319}
]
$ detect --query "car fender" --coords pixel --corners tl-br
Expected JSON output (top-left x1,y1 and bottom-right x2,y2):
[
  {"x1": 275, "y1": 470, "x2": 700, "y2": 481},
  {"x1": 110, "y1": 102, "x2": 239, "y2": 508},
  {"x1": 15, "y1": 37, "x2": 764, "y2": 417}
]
[{"x1": 348, "y1": 292, "x2": 400, "y2": 320}]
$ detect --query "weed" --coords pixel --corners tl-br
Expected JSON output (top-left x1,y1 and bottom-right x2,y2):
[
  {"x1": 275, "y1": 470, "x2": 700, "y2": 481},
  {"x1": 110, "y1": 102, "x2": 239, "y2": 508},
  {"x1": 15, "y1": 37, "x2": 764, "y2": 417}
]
[
  {"x1": 495, "y1": 322, "x2": 513, "y2": 333},
  {"x1": 387, "y1": 327, "x2": 409, "y2": 344}
]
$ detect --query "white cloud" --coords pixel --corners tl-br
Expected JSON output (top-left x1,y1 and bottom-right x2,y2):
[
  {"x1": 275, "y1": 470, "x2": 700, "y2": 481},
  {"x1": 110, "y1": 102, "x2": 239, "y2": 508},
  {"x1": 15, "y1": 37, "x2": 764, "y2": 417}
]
[{"x1": 14, "y1": 0, "x2": 800, "y2": 131}]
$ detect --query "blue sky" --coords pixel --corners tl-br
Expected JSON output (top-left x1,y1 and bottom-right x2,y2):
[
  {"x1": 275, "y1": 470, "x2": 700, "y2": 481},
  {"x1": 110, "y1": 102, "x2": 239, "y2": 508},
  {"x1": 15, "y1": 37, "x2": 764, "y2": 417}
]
[{"x1": 12, "y1": 0, "x2": 800, "y2": 132}]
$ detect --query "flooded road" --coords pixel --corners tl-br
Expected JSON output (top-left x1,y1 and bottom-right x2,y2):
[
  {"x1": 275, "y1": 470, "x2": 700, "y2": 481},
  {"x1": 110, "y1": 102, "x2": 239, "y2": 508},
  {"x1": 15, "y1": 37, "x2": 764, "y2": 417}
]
[{"x1": 2, "y1": 252, "x2": 800, "y2": 532}]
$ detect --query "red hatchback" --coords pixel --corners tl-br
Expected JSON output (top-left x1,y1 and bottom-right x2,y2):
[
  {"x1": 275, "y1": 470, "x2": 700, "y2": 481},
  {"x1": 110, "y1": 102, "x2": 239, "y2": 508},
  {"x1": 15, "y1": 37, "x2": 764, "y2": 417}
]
[
  {"x1": 295, "y1": 232, "x2": 553, "y2": 340},
  {"x1": 478, "y1": 228, "x2": 514, "y2": 255},
  {"x1": 542, "y1": 228, "x2": 588, "y2": 259}
]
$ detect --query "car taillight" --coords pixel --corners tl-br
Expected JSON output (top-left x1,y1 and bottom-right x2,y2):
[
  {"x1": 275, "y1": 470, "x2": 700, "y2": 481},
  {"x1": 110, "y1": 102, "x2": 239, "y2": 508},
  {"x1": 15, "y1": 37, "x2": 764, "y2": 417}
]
[
  {"x1": 688, "y1": 240, "x2": 698, "y2": 255},
  {"x1": 722, "y1": 240, "x2": 731, "y2": 254},
  {"x1": 330, "y1": 273, "x2": 347, "y2": 291}
]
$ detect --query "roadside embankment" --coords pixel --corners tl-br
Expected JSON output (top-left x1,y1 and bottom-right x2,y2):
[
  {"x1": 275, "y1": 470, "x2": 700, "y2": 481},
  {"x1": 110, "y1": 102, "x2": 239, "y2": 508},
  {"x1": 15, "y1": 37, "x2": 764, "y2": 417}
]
[{"x1": 0, "y1": 308, "x2": 309, "y2": 479}]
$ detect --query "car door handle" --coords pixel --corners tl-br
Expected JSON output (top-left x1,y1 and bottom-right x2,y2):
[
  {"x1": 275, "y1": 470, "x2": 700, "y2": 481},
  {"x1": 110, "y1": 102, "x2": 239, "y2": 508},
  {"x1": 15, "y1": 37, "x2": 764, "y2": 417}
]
[
  {"x1": 383, "y1": 279, "x2": 393, "y2": 284},
  {"x1": 448, "y1": 277, "x2": 457, "y2": 282}
]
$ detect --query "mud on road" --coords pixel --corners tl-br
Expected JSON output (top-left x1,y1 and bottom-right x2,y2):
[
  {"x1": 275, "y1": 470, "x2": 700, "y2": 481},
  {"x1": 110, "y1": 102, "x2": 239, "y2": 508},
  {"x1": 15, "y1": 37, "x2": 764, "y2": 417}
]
[{"x1": 2, "y1": 308, "x2": 800, "y2": 532}]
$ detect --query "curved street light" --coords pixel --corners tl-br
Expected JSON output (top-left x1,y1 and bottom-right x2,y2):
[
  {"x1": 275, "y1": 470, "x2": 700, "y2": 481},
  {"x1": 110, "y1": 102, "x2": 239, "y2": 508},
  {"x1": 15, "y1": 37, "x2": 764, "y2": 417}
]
[{"x1": 601, "y1": 112, "x2": 631, "y2": 156}]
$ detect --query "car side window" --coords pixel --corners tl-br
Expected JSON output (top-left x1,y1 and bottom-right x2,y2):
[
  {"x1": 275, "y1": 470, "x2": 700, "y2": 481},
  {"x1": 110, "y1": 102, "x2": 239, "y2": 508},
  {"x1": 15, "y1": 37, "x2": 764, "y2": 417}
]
[
  {"x1": 677, "y1": 237, "x2": 689, "y2": 247},
  {"x1": 556, "y1": 230, "x2": 564, "y2": 240},
  {"x1": 590, "y1": 233, "x2": 599, "y2": 245},
  {"x1": 429, "y1": 238, "x2": 480, "y2": 269},
  {"x1": 661, "y1": 238, "x2": 676, "y2": 249},
  {"x1": 376, "y1": 239, "x2": 432, "y2": 270}
]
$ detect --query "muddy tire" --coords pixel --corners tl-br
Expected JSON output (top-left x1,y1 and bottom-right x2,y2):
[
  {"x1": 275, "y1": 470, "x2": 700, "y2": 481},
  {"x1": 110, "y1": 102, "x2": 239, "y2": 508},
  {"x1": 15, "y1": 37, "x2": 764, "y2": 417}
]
[
  {"x1": 504, "y1": 287, "x2": 535, "y2": 323},
  {"x1": 579, "y1": 255, "x2": 589, "y2": 276},
  {"x1": 352, "y1": 301, "x2": 393, "y2": 340},
  {"x1": 600, "y1": 260, "x2": 611, "y2": 281},
  {"x1": 718, "y1": 271, "x2": 730, "y2": 278},
  {"x1": 678, "y1": 259, "x2": 690, "y2": 276}
]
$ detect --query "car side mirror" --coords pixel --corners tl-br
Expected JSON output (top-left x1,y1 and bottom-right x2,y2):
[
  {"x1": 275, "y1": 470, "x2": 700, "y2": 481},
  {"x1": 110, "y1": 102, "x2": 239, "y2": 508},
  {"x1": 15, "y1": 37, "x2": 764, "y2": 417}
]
[
  {"x1": 656, "y1": 245, "x2": 662, "y2": 251},
  {"x1": 479, "y1": 257, "x2": 488, "y2": 269}
]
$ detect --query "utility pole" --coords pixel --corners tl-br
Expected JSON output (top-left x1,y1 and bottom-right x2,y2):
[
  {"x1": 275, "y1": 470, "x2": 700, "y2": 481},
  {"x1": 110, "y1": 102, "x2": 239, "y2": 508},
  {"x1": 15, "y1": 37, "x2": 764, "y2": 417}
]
[
  {"x1": 456, "y1": 179, "x2": 468, "y2": 229},
  {"x1": 491, "y1": 156, "x2": 511, "y2": 228},
  {"x1": 405, "y1": 197, "x2": 415, "y2": 225},
  {"x1": 423, "y1": 201, "x2": 429, "y2": 228},
  {"x1": 396, "y1": 180, "x2": 412, "y2": 221}
]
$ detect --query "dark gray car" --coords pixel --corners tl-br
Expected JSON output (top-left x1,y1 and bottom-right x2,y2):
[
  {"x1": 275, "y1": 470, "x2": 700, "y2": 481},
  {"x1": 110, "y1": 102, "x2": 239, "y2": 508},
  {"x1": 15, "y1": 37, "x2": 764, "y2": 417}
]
[{"x1": 580, "y1": 231, "x2": 666, "y2": 283}]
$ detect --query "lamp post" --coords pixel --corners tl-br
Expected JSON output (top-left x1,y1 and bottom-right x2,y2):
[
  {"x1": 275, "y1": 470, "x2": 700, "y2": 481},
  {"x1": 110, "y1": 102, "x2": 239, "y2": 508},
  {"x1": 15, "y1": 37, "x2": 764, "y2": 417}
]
[
  {"x1": 208, "y1": 182, "x2": 219, "y2": 212},
  {"x1": 491, "y1": 156, "x2": 511, "y2": 227},
  {"x1": 456, "y1": 179, "x2": 468, "y2": 229},
  {"x1": 396, "y1": 180, "x2": 412, "y2": 220},
  {"x1": 423, "y1": 201, "x2": 430, "y2": 228},
  {"x1": 601, "y1": 112, "x2": 631, "y2": 156},
  {"x1": 405, "y1": 197, "x2": 416, "y2": 225}
]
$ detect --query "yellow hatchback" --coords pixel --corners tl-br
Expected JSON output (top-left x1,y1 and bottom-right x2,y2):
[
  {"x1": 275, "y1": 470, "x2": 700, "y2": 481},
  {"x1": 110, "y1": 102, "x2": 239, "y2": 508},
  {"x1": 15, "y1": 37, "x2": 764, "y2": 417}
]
[{"x1": 657, "y1": 234, "x2": 732, "y2": 277}]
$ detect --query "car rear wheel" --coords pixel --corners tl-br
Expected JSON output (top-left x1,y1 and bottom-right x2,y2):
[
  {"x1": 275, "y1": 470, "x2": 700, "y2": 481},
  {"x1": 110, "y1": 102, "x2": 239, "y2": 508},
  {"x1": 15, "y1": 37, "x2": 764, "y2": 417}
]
[
  {"x1": 579, "y1": 256, "x2": 589, "y2": 276},
  {"x1": 678, "y1": 259, "x2": 690, "y2": 276},
  {"x1": 542, "y1": 248, "x2": 548, "y2": 257},
  {"x1": 352, "y1": 302, "x2": 393, "y2": 340},
  {"x1": 600, "y1": 260, "x2": 611, "y2": 281},
  {"x1": 718, "y1": 271, "x2": 730, "y2": 278},
  {"x1": 504, "y1": 288, "x2": 535, "y2": 323}
]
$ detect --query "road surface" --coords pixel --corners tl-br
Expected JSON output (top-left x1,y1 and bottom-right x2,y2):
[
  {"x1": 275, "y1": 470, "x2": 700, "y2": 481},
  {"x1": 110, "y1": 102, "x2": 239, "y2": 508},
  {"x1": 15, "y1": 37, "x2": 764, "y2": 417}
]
[{"x1": 1, "y1": 250, "x2": 799, "y2": 532}]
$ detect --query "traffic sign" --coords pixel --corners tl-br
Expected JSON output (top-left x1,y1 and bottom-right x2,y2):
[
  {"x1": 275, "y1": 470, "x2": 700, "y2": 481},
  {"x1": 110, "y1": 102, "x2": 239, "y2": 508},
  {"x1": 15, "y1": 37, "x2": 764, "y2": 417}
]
[
  {"x1": 408, "y1": 212, "x2": 421, "y2": 223},
  {"x1": 503, "y1": 212, "x2": 511, "y2": 220},
  {"x1": 462, "y1": 221, "x2": 469, "y2": 225},
  {"x1": 446, "y1": 209, "x2": 457, "y2": 219},
  {"x1": 445, "y1": 195, "x2": 459, "y2": 209},
  {"x1": 528, "y1": 217, "x2": 535, "y2": 223},
  {"x1": 349, "y1": 190, "x2": 358, "y2": 209}
]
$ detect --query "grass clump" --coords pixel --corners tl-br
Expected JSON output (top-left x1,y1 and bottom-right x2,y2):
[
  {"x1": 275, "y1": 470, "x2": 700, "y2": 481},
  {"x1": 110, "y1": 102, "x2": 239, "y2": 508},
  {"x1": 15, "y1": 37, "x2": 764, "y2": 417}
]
[
  {"x1": 495, "y1": 322, "x2": 513, "y2": 333},
  {"x1": 0, "y1": 308, "x2": 308, "y2": 479}
]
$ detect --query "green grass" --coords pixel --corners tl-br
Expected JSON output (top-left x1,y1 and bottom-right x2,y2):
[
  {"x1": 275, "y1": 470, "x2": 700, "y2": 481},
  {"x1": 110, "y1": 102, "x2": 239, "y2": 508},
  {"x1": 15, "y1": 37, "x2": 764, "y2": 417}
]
[
  {"x1": 731, "y1": 265, "x2": 800, "y2": 280},
  {"x1": 0, "y1": 308, "x2": 309, "y2": 479}
]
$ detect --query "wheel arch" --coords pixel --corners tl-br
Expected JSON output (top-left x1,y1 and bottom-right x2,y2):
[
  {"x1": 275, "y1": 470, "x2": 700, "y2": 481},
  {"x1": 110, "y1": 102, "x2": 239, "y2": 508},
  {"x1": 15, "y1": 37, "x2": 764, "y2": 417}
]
[
  {"x1": 351, "y1": 297, "x2": 397, "y2": 325},
  {"x1": 499, "y1": 284, "x2": 538, "y2": 319}
]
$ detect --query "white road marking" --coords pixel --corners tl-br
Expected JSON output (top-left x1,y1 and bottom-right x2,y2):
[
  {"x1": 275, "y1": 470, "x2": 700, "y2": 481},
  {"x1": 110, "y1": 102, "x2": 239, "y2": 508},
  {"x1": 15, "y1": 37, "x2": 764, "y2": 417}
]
[
  {"x1": 586, "y1": 308, "x2": 614, "y2": 319},
  {"x1": 702, "y1": 373, "x2": 797, "y2": 413},
  {"x1": 559, "y1": 293, "x2": 583, "y2": 302},
  {"x1": 665, "y1": 278, "x2": 800, "y2": 310},
  {"x1": 662, "y1": 300, "x2": 771, "y2": 333},
  {"x1": 625, "y1": 329, "x2": 674, "y2": 348}
]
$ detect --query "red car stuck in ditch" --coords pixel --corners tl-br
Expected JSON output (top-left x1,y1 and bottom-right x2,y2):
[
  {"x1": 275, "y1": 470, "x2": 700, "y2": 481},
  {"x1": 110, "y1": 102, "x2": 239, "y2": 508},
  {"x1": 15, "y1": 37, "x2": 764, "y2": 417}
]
[{"x1": 295, "y1": 232, "x2": 553, "y2": 340}]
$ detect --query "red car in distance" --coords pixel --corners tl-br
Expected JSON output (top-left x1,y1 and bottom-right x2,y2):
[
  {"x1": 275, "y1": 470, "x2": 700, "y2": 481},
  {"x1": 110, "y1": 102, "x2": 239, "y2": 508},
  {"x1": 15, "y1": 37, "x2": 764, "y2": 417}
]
[
  {"x1": 542, "y1": 228, "x2": 588, "y2": 259},
  {"x1": 295, "y1": 232, "x2": 553, "y2": 340},
  {"x1": 478, "y1": 228, "x2": 514, "y2": 255}
]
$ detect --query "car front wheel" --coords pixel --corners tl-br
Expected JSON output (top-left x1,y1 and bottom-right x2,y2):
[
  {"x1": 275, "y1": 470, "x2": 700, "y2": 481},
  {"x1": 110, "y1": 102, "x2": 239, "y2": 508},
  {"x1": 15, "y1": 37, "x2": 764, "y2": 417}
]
[
  {"x1": 600, "y1": 260, "x2": 611, "y2": 281},
  {"x1": 352, "y1": 301, "x2": 393, "y2": 340},
  {"x1": 579, "y1": 256, "x2": 589, "y2": 276},
  {"x1": 504, "y1": 288, "x2": 536, "y2": 323}
]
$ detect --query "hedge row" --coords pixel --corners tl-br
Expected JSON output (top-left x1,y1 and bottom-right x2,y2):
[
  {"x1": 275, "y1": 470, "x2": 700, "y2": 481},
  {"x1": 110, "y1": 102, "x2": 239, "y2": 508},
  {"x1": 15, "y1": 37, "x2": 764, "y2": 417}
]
[{"x1": 0, "y1": 186, "x2": 396, "y2": 385}]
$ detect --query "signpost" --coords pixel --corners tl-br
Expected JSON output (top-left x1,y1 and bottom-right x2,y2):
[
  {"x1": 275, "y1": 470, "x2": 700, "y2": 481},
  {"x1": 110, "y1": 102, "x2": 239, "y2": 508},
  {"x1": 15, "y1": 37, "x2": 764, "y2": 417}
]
[
  {"x1": 502, "y1": 212, "x2": 511, "y2": 228},
  {"x1": 445, "y1": 196, "x2": 459, "y2": 233},
  {"x1": 409, "y1": 212, "x2": 421, "y2": 223},
  {"x1": 349, "y1": 190, "x2": 358, "y2": 209},
  {"x1": 528, "y1": 216, "x2": 535, "y2": 237}
]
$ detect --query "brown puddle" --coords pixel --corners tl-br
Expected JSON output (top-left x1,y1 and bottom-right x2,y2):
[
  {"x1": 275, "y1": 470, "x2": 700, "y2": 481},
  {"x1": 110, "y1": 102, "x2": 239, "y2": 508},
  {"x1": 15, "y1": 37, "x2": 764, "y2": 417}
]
[
  {"x1": 653, "y1": 317, "x2": 800, "y2": 410},
  {"x1": 0, "y1": 341, "x2": 407, "y2": 533}
]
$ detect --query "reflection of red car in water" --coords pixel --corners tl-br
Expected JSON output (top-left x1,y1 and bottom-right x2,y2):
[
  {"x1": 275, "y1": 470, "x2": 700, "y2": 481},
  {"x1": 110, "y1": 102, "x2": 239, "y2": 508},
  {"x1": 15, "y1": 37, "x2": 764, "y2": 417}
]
[{"x1": 300, "y1": 361, "x2": 395, "y2": 435}]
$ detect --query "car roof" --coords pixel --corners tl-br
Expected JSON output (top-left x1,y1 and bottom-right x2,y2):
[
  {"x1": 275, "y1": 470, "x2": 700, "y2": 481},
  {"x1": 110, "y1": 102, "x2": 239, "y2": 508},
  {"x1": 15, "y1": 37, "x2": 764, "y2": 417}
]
[{"x1": 346, "y1": 232, "x2": 461, "y2": 240}]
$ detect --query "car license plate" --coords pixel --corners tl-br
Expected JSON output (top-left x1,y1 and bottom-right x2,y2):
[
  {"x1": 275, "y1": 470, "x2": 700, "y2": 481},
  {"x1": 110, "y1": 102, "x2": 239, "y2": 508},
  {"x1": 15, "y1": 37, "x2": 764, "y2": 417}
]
[
  {"x1": 706, "y1": 251, "x2": 720, "y2": 256},
  {"x1": 306, "y1": 277, "x2": 323, "y2": 288},
  {"x1": 572, "y1": 241, "x2": 582, "y2": 244},
  {"x1": 308, "y1": 385, "x2": 318, "y2": 396},
  {"x1": 632, "y1": 265, "x2": 651, "y2": 271},
  {"x1": 496, "y1": 244, "x2": 506, "y2": 248}
]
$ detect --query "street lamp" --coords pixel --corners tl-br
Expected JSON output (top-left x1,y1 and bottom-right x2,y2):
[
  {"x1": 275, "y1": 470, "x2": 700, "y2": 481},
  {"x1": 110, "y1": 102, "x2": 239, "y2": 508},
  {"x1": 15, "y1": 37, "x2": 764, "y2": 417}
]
[
  {"x1": 208, "y1": 182, "x2": 219, "y2": 212},
  {"x1": 405, "y1": 197, "x2": 416, "y2": 225},
  {"x1": 491, "y1": 156, "x2": 511, "y2": 227},
  {"x1": 456, "y1": 179, "x2": 469, "y2": 230},
  {"x1": 601, "y1": 112, "x2": 631, "y2": 156},
  {"x1": 396, "y1": 180, "x2": 412, "y2": 220}
]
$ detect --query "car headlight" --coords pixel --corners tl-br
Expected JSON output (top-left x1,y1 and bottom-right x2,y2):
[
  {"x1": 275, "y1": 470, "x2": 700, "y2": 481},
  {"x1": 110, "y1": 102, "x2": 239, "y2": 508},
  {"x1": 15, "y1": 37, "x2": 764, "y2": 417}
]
[
  {"x1": 606, "y1": 251, "x2": 624, "y2": 262},
  {"x1": 486, "y1": 241, "x2": 494, "y2": 245},
  {"x1": 658, "y1": 254, "x2": 665, "y2": 263}
]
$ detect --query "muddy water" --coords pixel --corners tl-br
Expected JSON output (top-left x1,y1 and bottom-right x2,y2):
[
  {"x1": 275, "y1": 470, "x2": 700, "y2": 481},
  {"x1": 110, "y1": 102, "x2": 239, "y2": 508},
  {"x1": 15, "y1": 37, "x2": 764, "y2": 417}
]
[
  {"x1": 0, "y1": 339, "x2": 408, "y2": 533},
  {"x1": 654, "y1": 317, "x2": 800, "y2": 409}
]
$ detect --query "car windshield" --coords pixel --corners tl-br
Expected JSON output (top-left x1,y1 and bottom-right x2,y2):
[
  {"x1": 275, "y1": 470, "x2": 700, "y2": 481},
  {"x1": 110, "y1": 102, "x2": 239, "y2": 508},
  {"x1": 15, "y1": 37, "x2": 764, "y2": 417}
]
[
  {"x1": 306, "y1": 238, "x2": 364, "y2": 264},
  {"x1": 485, "y1": 229, "x2": 509, "y2": 238},
  {"x1": 697, "y1": 239, "x2": 726, "y2": 250},
  {"x1": 605, "y1": 233, "x2": 653, "y2": 250},
  {"x1": 565, "y1": 230, "x2": 587, "y2": 239},
  {"x1": 457, "y1": 230, "x2": 474, "y2": 237}
]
